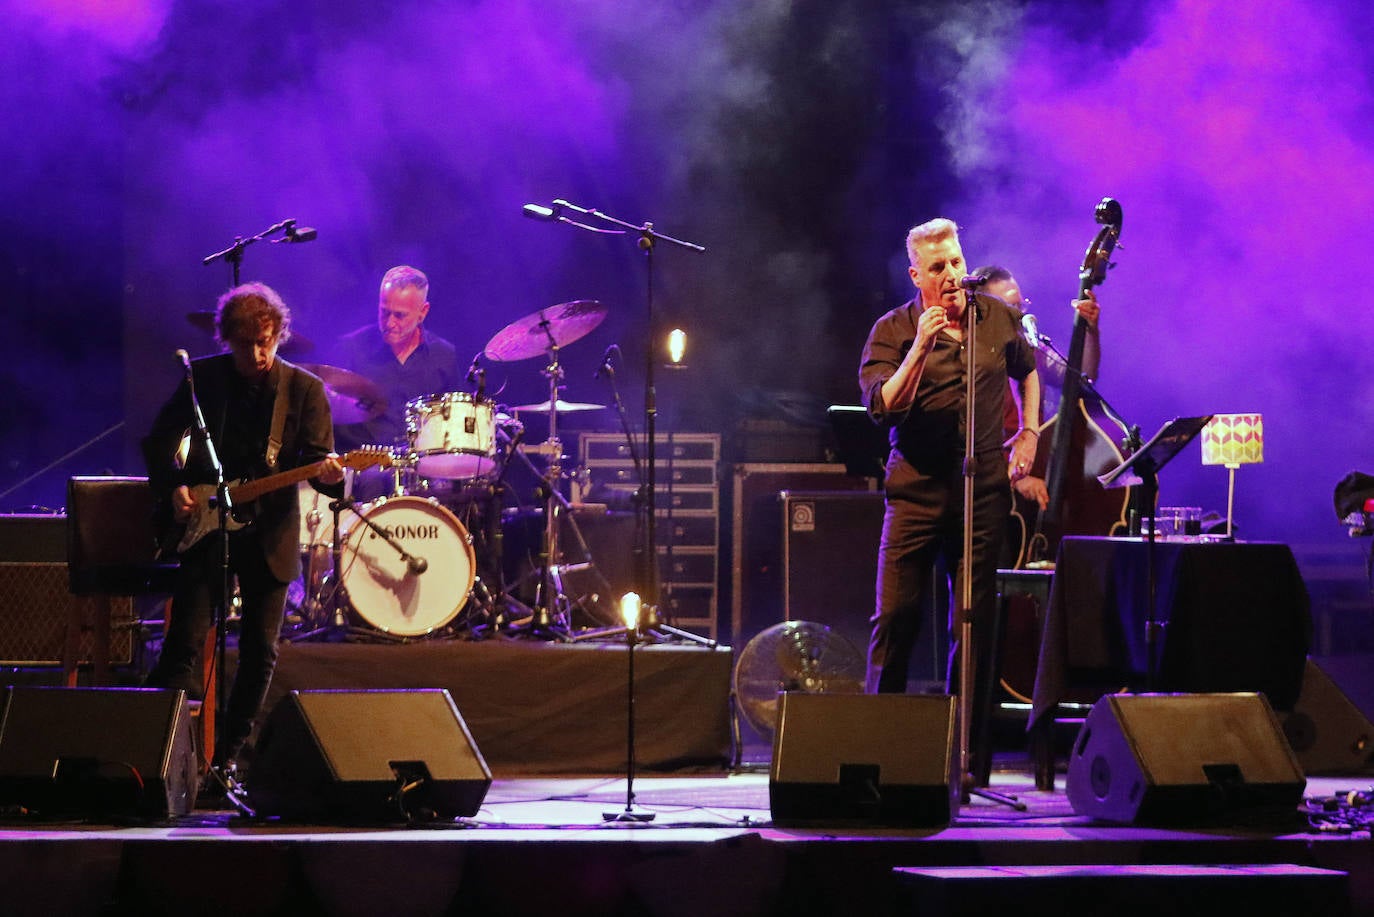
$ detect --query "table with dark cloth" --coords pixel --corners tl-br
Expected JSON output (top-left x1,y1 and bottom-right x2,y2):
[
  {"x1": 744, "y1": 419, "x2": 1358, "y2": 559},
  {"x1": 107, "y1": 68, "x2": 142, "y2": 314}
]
[{"x1": 1029, "y1": 536, "x2": 1311, "y2": 786}]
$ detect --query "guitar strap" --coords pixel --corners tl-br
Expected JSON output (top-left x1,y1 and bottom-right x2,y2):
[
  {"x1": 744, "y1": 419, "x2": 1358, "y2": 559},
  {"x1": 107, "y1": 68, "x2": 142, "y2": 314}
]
[{"x1": 266, "y1": 366, "x2": 289, "y2": 471}]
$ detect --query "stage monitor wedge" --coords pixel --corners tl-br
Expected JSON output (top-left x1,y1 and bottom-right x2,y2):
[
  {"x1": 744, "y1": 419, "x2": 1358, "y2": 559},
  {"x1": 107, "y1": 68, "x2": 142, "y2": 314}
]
[
  {"x1": 0, "y1": 686, "x2": 198, "y2": 819},
  {"x1": 1067, "y1": 692, "x2": 1305, "y2": 826},
  {"x1": 770, "y1": 692, "x2": 956, "y2": 828},
  {"x1": 247, "y1": 688, "x2": 491, "y2": 823}
]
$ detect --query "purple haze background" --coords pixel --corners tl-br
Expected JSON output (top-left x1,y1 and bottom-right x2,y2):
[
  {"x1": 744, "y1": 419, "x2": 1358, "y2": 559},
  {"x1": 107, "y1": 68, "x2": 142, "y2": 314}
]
[{"x1": 1, "y1": 0, "x2": 1370, "y2": 638}]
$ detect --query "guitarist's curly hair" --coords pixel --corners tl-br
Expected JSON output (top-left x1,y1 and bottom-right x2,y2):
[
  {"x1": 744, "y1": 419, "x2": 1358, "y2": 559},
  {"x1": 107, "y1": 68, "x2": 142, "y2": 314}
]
[{"x1": 214, "y1": 282, "x2": 293, "y2": 348}]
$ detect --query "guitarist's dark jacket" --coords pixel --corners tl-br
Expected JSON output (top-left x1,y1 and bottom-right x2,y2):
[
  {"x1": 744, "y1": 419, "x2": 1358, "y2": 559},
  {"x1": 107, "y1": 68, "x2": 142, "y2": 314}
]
[{"x1": 142, "y1": 354, "x2": 341, "y2": 583}]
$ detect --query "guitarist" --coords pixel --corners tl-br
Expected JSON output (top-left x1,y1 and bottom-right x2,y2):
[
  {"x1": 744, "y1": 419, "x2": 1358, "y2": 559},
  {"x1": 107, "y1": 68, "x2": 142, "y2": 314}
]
[{"x1": 142, "y1": 282, "x2": 345, "y2": 776}]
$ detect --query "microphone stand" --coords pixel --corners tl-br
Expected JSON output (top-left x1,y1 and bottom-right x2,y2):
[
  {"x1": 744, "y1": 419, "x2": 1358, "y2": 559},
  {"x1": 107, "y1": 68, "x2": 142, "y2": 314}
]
[
  {"x1": 536, "y1": 200, "x2": 705, "y2": 625},
  {"x1": 954, "y1": 285, "x2": 1023, "y2": 811},
  {"x1": 180, "y1": 358, "x2": 234, "y2": 775},
  {"x1": 202, "y1": 218, "x2": 312, "y2": 285}
]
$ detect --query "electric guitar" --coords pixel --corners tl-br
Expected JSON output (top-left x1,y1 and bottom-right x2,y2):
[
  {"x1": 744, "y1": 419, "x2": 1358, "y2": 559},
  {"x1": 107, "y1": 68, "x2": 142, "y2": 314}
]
[{"x1": 162, "y1": 447, "x2": 392, "y2": 555}]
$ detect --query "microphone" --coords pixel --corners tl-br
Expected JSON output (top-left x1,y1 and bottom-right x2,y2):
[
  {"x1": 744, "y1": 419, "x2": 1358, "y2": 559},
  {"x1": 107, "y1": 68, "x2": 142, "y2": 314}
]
[
  {"x1": 280, "y1": 224, "x2": 317, "y2": 243},
  {"x1": 1021, "y1": 314, "x2": 1042, "y2": 350},
  {"x1": 466, "y1": 354, "x2": 486, "y2": 399},
  {"x1": 594, "y1": 344, "x2": 616, "y2": 379},
  {"x1": 175, "y1": 349, "x2": 193, "y2": 375},
  {"x1": 522, "y1": 203, "x2": 558, "y2": 221},
  {"x1": 407, "y1": 555, "x2": 428, "y2": 576},
  {"x1": 959, "y1": 272, "x2": 991, "y2": 291}
]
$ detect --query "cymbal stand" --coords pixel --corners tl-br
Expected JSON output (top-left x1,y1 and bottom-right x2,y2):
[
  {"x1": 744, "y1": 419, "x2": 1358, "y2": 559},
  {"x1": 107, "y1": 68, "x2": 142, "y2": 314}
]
[{"x1": 503, "y1": 341, "x2": 579, "y2": 638}]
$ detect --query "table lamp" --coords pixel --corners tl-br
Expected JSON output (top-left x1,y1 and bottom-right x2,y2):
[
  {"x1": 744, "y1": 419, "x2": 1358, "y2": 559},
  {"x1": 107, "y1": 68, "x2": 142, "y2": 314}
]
[{"x1": 1201, "y1": 413, "x2": 1263, "y2": 538}]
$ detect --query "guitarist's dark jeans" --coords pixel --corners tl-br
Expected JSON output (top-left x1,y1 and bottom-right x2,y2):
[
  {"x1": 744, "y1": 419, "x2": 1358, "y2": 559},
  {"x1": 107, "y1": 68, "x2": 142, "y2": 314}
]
[{"x1": 145, "y1": 532, "x2": 288, "y2": 767}]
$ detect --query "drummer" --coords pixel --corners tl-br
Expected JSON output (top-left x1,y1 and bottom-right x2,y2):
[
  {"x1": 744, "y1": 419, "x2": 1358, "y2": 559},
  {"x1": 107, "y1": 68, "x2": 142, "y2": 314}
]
[{"x1": 335, "y1": 265, "x2": 463, "y2": 494}]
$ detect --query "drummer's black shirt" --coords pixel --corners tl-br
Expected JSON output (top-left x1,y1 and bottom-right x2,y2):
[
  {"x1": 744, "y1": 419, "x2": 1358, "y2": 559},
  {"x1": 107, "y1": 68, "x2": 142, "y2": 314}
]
[{"x1": 334, "y1": 326, "x2": 462, "y2": 451}]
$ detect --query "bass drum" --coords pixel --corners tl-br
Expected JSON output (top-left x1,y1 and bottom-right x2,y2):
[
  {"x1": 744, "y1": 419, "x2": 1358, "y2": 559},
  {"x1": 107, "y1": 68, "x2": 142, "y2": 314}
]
[{"x1": 338, "y1": 495, "x2": 475, "y2": 637}]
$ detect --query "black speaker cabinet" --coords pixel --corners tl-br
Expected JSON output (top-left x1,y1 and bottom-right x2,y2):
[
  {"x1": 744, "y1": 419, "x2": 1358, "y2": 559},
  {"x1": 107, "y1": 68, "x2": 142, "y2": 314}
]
[
  {"x1": 1066, "y1": 693, "x2": 1305, "y2": 825},
  {"x1": 1282, "y1": 656, "x2": 1374, "y2": 775},
  {"x1": 770, "y1": 692, "x2": 956, "y2": 828},
  {"x1": 247, "y1": 689, "x2": 491, "y2": 822},
  {"x1": 0, "y1": 687, "x2": 198, "y2": 818}
]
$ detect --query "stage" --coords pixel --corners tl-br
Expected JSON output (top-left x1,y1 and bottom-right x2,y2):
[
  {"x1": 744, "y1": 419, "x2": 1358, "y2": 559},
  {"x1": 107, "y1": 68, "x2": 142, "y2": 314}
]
[{"x1": 0, "y1": 766, "x2": 1367, "y2": 916}]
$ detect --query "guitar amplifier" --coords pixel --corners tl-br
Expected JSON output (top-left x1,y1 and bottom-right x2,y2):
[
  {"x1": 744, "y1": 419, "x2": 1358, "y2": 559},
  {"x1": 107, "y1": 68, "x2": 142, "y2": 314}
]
[{"x1": 0, "y1": 516, "x2": 136, "y2": 667}]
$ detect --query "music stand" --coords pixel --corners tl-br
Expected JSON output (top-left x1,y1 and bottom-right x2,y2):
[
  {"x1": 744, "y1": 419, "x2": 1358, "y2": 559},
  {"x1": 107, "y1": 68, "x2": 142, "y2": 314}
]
[
  {"x1": 1098, "y1": 415, "x2": 1213, "y2": 689},
  {"x1": 826, "y1": 405, "x2": 889, "y2": 481}
]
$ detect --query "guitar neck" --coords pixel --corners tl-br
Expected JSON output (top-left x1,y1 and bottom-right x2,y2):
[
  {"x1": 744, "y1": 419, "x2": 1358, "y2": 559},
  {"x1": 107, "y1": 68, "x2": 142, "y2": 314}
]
[{"x1": 229, "y1": 459, "x2": 326, "y2": 505}]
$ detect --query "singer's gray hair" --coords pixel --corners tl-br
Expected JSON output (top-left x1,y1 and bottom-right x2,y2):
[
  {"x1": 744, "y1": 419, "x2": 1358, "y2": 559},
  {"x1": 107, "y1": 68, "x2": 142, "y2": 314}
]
[
  {"x1": 905, "y1": 217, "x2": 959, "y2": 267},
  {"x1": 380, "y1": 264, "x2": 429, "y2": 301}
]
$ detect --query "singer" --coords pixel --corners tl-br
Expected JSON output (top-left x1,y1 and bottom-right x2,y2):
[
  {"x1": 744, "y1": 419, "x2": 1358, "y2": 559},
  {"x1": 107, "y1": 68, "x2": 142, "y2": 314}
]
[
  {"x1": 333, "y1": 265, "x2": 462, "y2": 497},
  {"x1": 857, "y1": 218, "x2": 1039, "y2": 752},
  {"x1": 142, "y1": 282, "x2": 344, "y2": 777}
]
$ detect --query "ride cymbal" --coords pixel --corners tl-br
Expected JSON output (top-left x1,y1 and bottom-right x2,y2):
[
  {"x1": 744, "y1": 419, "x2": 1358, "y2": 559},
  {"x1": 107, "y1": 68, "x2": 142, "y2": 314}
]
[
  {"x1": 510, "y1": 399, "x2": 607, "y2": 414},
  {"x1": 483, "y1": 300, "x2": 607, "y2": 362}
]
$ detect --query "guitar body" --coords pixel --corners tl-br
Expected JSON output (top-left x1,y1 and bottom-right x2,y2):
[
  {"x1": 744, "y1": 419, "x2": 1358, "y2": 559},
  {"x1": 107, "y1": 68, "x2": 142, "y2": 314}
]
[{"x1": 155, "y1": 447, "x2": 392, "y2": 557}]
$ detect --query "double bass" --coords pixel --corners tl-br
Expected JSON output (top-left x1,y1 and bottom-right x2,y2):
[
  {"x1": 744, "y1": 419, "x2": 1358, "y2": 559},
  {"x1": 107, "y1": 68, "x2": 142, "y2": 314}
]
[
  {"x1": 998, "y1": 199, "x2": 1135, "y2": 702},
  {"x1": 1010, "y1": 197, "x2": 1134, "y2": 568}
]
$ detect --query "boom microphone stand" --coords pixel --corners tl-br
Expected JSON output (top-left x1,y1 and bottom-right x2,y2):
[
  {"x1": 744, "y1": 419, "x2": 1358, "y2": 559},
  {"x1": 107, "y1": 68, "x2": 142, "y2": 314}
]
[{"x1": 522, "y1": 199, "x2": 706, "y2": 627}]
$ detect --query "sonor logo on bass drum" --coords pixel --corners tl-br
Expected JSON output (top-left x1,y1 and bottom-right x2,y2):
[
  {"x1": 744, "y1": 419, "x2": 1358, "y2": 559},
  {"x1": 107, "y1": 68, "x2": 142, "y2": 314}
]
[{"x1": 374, "y1": 525, "x2": 442, "y2": 540}]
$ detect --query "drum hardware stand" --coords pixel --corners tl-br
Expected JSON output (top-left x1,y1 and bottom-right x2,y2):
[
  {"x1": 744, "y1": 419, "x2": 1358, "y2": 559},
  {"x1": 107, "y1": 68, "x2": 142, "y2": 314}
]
[{"x1": 464, "y1": 425, "x2": 537, "y2": 636}]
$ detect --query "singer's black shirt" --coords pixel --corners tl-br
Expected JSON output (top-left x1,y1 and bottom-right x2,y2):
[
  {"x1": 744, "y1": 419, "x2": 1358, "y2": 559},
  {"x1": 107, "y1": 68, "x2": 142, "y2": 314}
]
[
  {"x1": 859, "y1": 291, "x2": 1035, "y2": 478},
  {"x1": 333, "y1": 326, "x2": 462, "y2": 451}
]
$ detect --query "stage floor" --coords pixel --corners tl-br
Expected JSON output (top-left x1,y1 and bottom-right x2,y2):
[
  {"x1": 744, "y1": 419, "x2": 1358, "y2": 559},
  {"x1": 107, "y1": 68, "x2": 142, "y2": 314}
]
[{"x1": 2, "y1": 762, "x2": 1370, "y2": 916}]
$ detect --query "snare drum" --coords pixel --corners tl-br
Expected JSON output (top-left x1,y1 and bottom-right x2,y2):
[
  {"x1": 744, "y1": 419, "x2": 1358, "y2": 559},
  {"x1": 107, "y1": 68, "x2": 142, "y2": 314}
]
[
  {"x1": 406, "y1": 392, "x2": 497, "y2": 480},
  {"x1": 338, "y1": 495, "x2": 475, "y2": 636}
]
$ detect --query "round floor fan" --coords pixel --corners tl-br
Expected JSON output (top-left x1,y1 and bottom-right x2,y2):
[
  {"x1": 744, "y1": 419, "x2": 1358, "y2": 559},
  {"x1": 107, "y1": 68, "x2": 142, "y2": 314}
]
[{"x1": 732, "y1": 620, "x2": 865, "y2": 738}]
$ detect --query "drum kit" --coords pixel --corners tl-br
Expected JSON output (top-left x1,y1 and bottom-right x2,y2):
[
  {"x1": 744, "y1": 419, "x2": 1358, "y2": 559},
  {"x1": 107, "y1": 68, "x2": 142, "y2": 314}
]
[{"x1": 190, "y1": 300, "x2": 624, "y2": 642}]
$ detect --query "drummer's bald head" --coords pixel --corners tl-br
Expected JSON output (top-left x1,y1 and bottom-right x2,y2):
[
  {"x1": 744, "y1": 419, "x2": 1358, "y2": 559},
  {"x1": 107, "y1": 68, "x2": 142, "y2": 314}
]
[{"x1": 380, "y1": 265, "x2": 429, "y2": 303}]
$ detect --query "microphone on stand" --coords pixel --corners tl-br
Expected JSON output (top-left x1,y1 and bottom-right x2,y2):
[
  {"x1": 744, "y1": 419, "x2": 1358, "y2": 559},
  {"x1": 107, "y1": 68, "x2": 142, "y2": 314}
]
[
  {"x1": 1020, "y1": 313, "x2": 1042, "y2": 350},
  {"x1": 594, "y1": 344, "x2": 617, "y2": 380},
  {"x1": 407, "y1": 555, "x2": 428, "y2": 575},
  {"x1": 175, "y1": 349, "x2": 193, "y2": 377},
  {"x1": 522, "y1": 203, "x2": 559, "y2": 221},
  {"x1": 466, "y1": 353, "x2": 486, "y2": 399},
  {"x1": 959, "y1": 272, "x2": 991, "y2": 290},
  {"x1": 279, "y1": 224, "x2": 318, "y2": 243}
]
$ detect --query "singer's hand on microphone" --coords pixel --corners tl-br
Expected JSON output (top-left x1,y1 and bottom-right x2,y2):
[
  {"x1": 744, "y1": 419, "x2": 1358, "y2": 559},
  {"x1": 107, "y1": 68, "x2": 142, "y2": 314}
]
[{"x1": 914, "y1": 307, "x2": 945, "y2": 357}]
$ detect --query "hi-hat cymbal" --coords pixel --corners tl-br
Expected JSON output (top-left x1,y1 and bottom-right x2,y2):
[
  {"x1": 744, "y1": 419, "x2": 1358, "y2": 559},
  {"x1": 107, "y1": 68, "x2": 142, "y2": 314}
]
[
  {"x1": 483, "y1": 300, "x2": 606, "y2": 362},
  {"x1": 299, "y1": 363, "x2": 386, "y2": 424},
  {"x1": 510, "y1": 399, "x2": 607, "y2": 414},
  {"x1": 185, "y1": 311, "x2": 314, "y2": 355}
]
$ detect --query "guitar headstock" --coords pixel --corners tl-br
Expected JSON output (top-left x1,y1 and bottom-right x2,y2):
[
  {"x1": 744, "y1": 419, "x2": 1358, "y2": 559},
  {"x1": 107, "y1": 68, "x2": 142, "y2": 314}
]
[
  {"x1": 1080, "y1": 196, "x2": 1124, "y2": 293},
  {"x1": 342, "y1": 446, "x2": 395, "y2": 472}
]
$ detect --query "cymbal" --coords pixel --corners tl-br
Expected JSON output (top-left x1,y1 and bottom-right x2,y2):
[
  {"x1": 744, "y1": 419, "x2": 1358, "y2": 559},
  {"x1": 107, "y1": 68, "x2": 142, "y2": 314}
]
[
  {"x1": 185, "y1": 311, "x2": 314, "y2": 355},
  {"x1": 510, "y1": 399, "x2": 607, "y2": 414},
  {"x1": 483, "y1": 300, "x2": 606, "y2": 362},
  {"x1": 299, "y1": 363, "x2": 386, "y2": 424}
]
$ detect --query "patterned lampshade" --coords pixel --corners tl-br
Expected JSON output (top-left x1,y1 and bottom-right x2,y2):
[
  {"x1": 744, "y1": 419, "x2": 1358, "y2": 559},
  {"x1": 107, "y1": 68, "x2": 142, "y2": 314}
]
[{"x1": 1201, "y1": 413, "x2": 1264, "y2": 467}]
